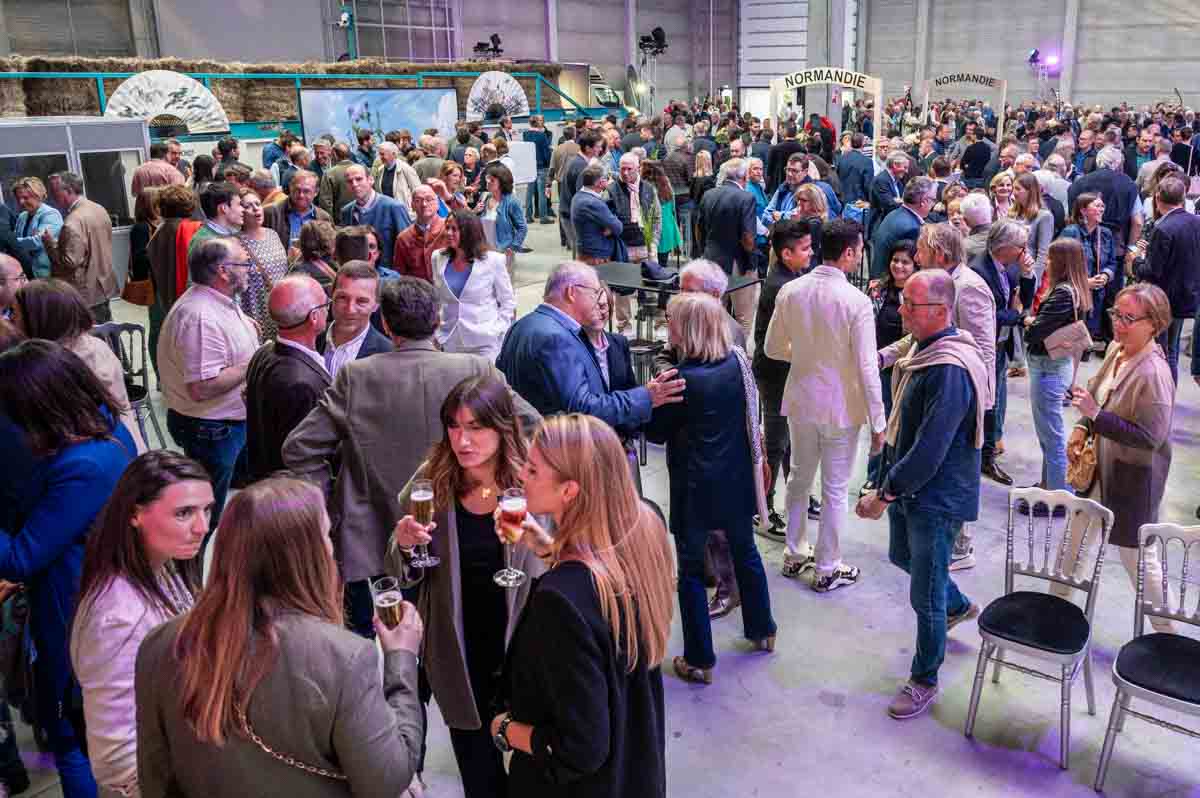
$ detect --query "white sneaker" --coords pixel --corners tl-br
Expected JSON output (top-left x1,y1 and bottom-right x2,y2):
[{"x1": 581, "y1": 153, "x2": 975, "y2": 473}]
[{"x1": 949, "y1": 547, "x2": 976, "y2": 571}]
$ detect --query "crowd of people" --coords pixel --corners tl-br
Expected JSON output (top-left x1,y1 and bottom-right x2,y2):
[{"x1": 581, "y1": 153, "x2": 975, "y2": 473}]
[{"x1": 0, "y1": 89, "x2": 1196, "y2": 798}]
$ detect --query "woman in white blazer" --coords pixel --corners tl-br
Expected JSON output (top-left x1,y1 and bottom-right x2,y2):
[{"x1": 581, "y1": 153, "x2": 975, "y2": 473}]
[{"x1": 433, "y1": 209, "x2": 516, "y2": 362}]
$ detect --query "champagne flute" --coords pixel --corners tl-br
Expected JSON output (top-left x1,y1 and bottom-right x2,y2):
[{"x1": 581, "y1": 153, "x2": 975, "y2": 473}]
[
  {"x1": 494, "y1": 488, "x2": 528, "y2": 588},
  {"x1": 370, "y1": 576, "x2": 405, "y2": 629},
  {"x1": 406, "y1": 479, "x2": 440, "y2": 568}
]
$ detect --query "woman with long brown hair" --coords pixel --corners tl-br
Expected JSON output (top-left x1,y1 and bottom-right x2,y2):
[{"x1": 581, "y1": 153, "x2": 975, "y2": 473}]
[
  {"x1": 0, "y1": 340, "x2": 136, "y2": 797},
  {"x1": 71, "y1": 450, "x2": 212, "y2": 797},
  {"x1": 432, "y1": 209, "x2": 516, "y2": 362},
  {"x1": 388, "y1": 374, "x2": 542, "y2": 797},
  {"x1": 490, "y1": 414, "x2": 674, "y2": 798},
  {"x1": 136, "y1": 477, "x2": 425, "y2": 797},
  {"x1": 1022, "y1": 238, "x2": 1094, "y2": 496}
]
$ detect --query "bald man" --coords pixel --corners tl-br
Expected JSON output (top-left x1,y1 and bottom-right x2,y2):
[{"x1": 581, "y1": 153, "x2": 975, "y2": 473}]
[
  {"x1": 392, "y1": 184, "x2": 447, "y2": 283},
  {"x1": 244, "y1": 274, "x2": 332, "y2": 482},
  {"x1": 0, "y1": 254, "x2": 27, "y2": 320},
  {"x1": 855, "y1": 269, "x2": 988, "y2": 720}
]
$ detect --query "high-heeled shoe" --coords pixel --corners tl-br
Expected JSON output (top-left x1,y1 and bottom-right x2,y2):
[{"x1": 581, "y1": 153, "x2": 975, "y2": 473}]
[
  {"x1": 673, "y1": 655, "x2": 713, "y2": 684},
  {"x1": 753, "y1": 635, "x2": 776, "y2": 653}
]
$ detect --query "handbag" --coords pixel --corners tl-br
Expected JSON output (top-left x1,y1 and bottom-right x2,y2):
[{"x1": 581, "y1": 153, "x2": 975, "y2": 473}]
[
  {"x1": 1067, "y1": 430, "x2": 1097, "y2": 493},
  {"x1": 236, "y1": 703, "x2": 347, "y2": 781},
  {"x1": 1187, "y1": 144, "x2": 1200, "y2": 199},
  {"x1": 121, "y1": 234, "x2": 156, "y2": 306},
  {"x1": 1044, "y1": 285, "x2": 1092, "y2": 362}
]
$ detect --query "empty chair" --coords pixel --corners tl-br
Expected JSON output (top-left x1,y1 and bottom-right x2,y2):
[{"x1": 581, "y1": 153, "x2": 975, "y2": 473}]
[
  {"x1": 1093, "y1": 522, "x2": 1200, "y2": 792},
  {"x1": 91, "y1": 320, "x2": 167, "y2": 449},
  {"x1": 964, "y1": 487, "x2": 1113, "y2": 769}
]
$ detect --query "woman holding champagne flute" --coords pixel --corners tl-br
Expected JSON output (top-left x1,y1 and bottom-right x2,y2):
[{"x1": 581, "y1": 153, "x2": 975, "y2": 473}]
[
  {"x1": 388, "y1": 374, "x2": 544, "y2": 797},
  {"x1": 489, "y1": 414, "x2": 675, "y2": 798}
]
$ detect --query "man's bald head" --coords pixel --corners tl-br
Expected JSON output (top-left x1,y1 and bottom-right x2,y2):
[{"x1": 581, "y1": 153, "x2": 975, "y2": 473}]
[
  {"x1": 269, "y1": 274, "x2": 327, "y2": 332},
  {"x1": 0, "y1": 254, "x2": 26, "y2": 310}
]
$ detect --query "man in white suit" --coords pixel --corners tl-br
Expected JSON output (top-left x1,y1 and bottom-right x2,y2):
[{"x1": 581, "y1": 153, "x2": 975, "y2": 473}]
[{"x1": 765, "y1": 218, "x2": 886, "y2": 592}]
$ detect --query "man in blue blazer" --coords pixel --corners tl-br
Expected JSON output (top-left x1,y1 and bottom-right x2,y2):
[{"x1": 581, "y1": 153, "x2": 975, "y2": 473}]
[
  {"x1": 836, "y1": 133, "x2": 874, "y2": 207},
  {"x1": 869, "y1": 177, "x2": 936, "y2": 279},
  {"x1": 317, "y1": 261, "x2": 394, "y2": 377},
  {"x1": 868, "y1": 151, "x2": 908, "y2": 240},
  {"x1": 570, "y1": 164, "x2": 623, "y2": 262},
  {"x1": 496, "y1": 261, "x2": 684, "y2": 430},
  {"x1": 339, "y1": 164, "x2": 412, "y2": 271}
]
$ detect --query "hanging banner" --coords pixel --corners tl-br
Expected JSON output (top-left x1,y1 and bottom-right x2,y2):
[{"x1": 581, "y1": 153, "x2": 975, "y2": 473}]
[
  {"x1": 769, "y1": 68, "x2": 883, "y2": 145},
  {"x1": 922, "y1": 72, "x2": 1008, "y2": 141}
]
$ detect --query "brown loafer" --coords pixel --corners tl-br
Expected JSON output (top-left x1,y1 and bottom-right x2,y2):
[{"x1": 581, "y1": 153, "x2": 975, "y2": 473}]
[{"x1": 708, "y1": 595, "x2": 740, "y2": 620}]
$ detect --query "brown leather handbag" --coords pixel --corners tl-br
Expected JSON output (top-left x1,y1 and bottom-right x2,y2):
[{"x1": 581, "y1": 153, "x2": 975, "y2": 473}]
[{"x1": 1067, "y1": 431, "x2": 1097, "y2": 493}]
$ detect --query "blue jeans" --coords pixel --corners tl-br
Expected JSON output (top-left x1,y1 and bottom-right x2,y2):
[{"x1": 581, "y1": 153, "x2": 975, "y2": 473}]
[
  {"x1": 166, "y1": 410, "x2": 246, "y2": 534},
  {"x1": 1158, "y1": 317, "x2": 1185, "y2": 386},
  {"x1": 675, "y1": 197, "x2": 694, "y2": 258},
  {"x1": 1028, "y1": 353, "x2": 1074, "y2": 490},
  {"x1": 887, "y1": 503, "x2": 971, "y2": 686},
  {"x1": 525, "y1": 167, "x2": 549, "y2": 220},
  {"x1": 982, "y1": 346, "x2": 1009, "y2": 462},
  {"x1": 675, "y1": 516, "x2": 775, "y2": 669},
  {"x1": 866, "y1": 367, "x2": 893, "y2": 484}
]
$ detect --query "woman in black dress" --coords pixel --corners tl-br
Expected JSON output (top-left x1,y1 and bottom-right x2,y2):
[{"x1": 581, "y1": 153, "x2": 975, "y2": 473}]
[
  {"x1": 389, "y1": 374, "x2": 543, "y2": 798},
  {"x1": 491, "y1": 414, "x2": 675, "y2": 798}
]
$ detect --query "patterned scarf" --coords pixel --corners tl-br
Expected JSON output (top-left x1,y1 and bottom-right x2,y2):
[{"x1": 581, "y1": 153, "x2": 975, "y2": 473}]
[{"x1": 731, "y1": 346, "x2": 769, "y2": 519}]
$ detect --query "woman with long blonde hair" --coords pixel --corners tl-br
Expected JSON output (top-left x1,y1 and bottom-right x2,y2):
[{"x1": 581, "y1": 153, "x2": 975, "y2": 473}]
[
  {"x1": 1010, "y1": 172, "x2": 1054, "y2": 280},
  {"x1": 136, "y1": 477, "x2": 425, "y2": 797},
  {"x1": 490, "y1": 414, "x2": 674, "y2": 797},
  {"x1": 389, "y1": 374, "x2": 541, "y2": 797},
  {"x1": 1023, "y1": 238, "x2": 1094, "y2": 496}
]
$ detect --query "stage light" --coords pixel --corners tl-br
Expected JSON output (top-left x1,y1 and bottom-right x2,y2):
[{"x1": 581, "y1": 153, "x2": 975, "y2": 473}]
[
  {"x1": 1027, "y1": 48, "x2": 1040, "y2": 65},
  {"x1": 1046, "y1": 54, "x2": 1059, "y2": 66}
]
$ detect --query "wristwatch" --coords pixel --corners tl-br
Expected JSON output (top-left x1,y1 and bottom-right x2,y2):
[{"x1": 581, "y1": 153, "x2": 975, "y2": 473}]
[{"x1": 493, "y1": 714, "x2": 514, "y2": 753}]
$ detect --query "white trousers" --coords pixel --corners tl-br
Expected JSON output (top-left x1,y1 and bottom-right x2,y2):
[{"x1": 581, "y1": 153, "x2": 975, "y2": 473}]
[
  {"x1": 727, "y1": 262, "x2": 760, "y2": 345},
  {"x1": 784, "y1": 421, "x2": 861, "y2": 577}
]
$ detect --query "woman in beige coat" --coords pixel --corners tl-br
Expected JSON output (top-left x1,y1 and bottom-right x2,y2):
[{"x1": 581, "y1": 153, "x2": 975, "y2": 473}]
[
  {"x1": 1056, "y1": 283, "x2": 1176, "y2": 630},
  {"x1": 388, "y1": 373, "x2": 544, "y2": 798}
]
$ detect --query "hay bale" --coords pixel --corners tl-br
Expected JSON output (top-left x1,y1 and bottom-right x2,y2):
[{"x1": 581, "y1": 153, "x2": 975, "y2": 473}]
[
  {"x1": 233, "y1": 63, "x2": 299, "y2": 122},
  {"x1": 23, "y1": 76, "x2": 100, "y2": 116},
  {"x1": 0, "y1": 58, "x2": 25, "y2": 117},
  {"x1": 209, "y1": 79, "x2": 246, "y2": 122}
]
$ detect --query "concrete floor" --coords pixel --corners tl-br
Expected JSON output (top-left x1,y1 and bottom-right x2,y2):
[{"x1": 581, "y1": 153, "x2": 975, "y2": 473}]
[{"x1": 21, "y1": 216, "x2": 1200, "y2": 796}]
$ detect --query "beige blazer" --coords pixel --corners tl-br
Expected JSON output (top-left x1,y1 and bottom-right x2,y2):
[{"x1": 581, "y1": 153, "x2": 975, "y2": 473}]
[
  {"x1": 764, "y1": 264, "x2": 887, "y2": 432},
  {"x1": 136, "y1": 612, "x2": 422, "y2": 798},
  {"x1": 372, "y1": 159, "x2": 422, "y2": 211},
  {"x1": 282, "y1": 339, "x2": 540, "y2": 582},
  {"x1": 49, "y1": 197, "x2": 115, "y2": 308},
  {"x1": 385, "y1": 465, "x2": 546, "y2": 730}
]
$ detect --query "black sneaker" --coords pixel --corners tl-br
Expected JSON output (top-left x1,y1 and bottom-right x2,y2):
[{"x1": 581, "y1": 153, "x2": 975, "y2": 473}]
[
  {"x1": 756, "y1": 512, "x2": 786, "y2": 542},
  {"x1": 808, "y1": 497, "x2": 821, "y2": 520},
  {"x1": 516, "y1": 246, "x2": 534, "y2": 254}
]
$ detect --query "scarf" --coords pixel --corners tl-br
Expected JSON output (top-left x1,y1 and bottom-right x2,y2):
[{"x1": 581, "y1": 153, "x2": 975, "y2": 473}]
[
  {"x1": 886, "y1": 329, "x2": 989, "y2": 450},
  {"x1": 731, "y1": 346, "x2": 769, "y2": 520},
  {"x1": 175, "y1": 220, "x2": 203, "y2": 300}
]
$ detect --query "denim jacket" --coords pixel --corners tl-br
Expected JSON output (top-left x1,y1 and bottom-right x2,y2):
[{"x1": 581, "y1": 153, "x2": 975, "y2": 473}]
[
  {"x1": 15, "y1": 203, "x2": 64, "y2": 278},
  {"x1": 491, "y1": 192, "x2": 528, "y2": 252},
  {"x1": 881, "y1": 328, "x2": 982, "y2": 521}
]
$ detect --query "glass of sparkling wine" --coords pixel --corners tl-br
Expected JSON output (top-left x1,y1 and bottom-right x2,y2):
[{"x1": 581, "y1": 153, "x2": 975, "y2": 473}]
[
  {"x1": 494, "y1": 488, "x2": 528, "y2": 588},
  {"x1": 407, "y1": 479, "x2": 440, "y2": 568},
  {"x1": 371, "y1": 576, "x2": 405, "y2": 629}
]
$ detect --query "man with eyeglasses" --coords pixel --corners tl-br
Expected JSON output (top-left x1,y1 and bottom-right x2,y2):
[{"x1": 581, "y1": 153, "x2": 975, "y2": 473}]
[
  {"x1": 158, "y1": 238, "x2": 261, "y2": 545},
  {"x1": 263, "y1": 170, "x2": 331, "y2": 256},
  {"x1": 0, "y1": 254, "x2": 27, "y2": 321},
  {"x1": 245, "y1": 274, "x2": 331, "y2": 483},
  {"x1": 393, "y1": 185, "x2": 447, "y2": 284},
  {"x1": 855, "y1": 269, "x2": 987, "y2": 720}
]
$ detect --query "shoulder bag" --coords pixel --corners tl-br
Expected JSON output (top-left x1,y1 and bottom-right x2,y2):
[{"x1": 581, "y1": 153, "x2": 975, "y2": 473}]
[
  {"x1": 1044, "y1": 284, "x2": 1092, "y2": 363},
  {"x1": 1187, "y1": 144, "x2": 1200, "y2": 199},
  {"x1": 1067, "y1": 429, "x2": 1097, "y2": 493},
  {"x1": 120, "y1": 240, "x2": 155, "y2": 306},
  {"x1": 236, "y1": 703, "x2": 347, "y2": 781}
]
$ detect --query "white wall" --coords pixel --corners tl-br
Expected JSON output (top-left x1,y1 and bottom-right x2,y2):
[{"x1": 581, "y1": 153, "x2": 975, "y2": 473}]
[
  {"x1": 155, "y1": 0, "x2": 329, "y2": 62},
  {"x1": 638, "y1": 0, "x2": 693, "y2": 106},
  {"x1": 862, "y1": 0, "x2": 915, "y2": 99}
]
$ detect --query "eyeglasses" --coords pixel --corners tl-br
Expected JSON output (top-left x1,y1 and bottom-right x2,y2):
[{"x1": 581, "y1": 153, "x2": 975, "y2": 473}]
[
  {"x1": 0, "y1": 273, "x2": 28, "y2": 286},
  {"x1": 572, "y1": 284, "x2": 605, "y2": 303},
  {"x1": 901, "y1": 298, "x2": 946, "y2": 310},
  {"x1": 1107, "y1": 308, "x2": 1148, "y2": 326},
  {"x1": 221, "y1": 260, "x2": 253, "y2": 270}
]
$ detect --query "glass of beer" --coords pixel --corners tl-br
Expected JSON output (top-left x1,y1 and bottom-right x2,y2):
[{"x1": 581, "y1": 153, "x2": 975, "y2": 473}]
[
  {"x1": 494, "y1": 488, "x2": 528, "y2": 588},
  {"x1": 407, "y1": 479, "x2": 440, "y2": 568},
  {"x1": 371, "y1": 576, "x2": 405, "y2": 629}
]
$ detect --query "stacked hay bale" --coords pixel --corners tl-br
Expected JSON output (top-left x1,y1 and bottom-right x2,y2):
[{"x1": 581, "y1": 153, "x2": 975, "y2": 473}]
[{"x1": 0, "y1": 56, "x2": 566, "y2": 122}]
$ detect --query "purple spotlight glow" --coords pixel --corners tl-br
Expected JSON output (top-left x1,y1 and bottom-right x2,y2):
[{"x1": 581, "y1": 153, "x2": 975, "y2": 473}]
[{"x1": 1046, "y1": 55, "x2": 1060, "y2": 65}]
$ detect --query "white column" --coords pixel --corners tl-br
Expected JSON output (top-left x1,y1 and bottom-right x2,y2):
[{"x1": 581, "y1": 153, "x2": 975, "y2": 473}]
[
  {"x1": 546, "y1": 0, "x2": 558, "y2": 60},
  {"x1": 856, "y1": 0, "x2": 869, "y2": 72},
  {"x1": 625, "y1": 0, "x2": 637, "y2": 71},
  {"x1": 912, "y1": 0, "x2": 931, "y2": 98},
  {"x1": 1060, "y1": 0, "x2": 1079, "y2": 103},
  {"x1": 128, "y1": 0, "x2": 159, "y2": 57}
]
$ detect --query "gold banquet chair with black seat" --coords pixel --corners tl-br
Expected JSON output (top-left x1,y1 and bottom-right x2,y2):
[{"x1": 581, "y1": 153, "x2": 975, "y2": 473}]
[
  {"x1": 1093, "y1": 522, "x2": 1200, "y2": 792},
  {"x1": 964, "y1": 487, "x2": 1113, "y2": 770}
]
